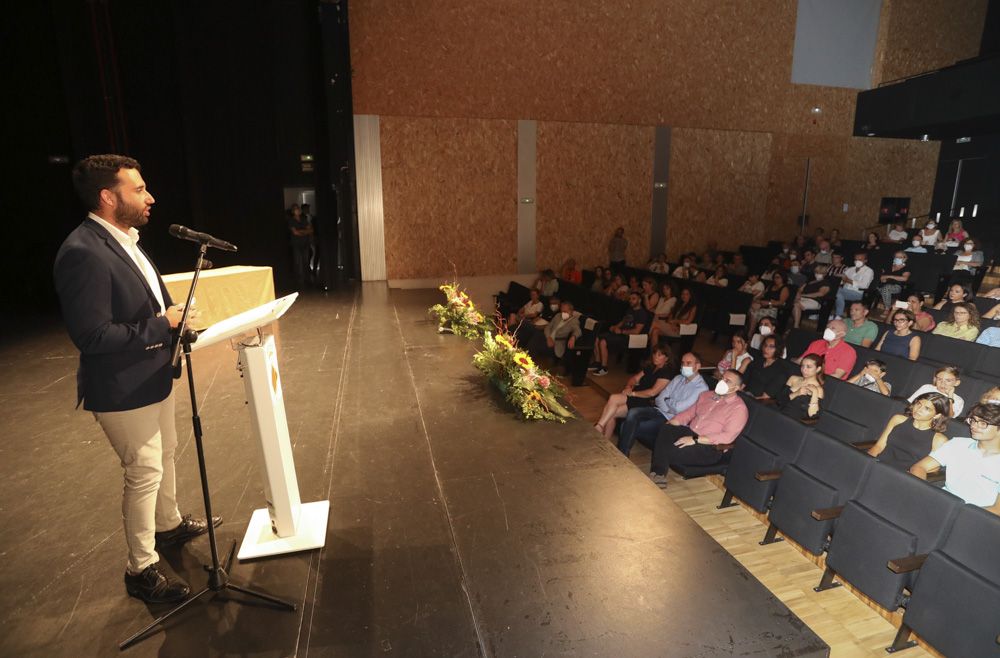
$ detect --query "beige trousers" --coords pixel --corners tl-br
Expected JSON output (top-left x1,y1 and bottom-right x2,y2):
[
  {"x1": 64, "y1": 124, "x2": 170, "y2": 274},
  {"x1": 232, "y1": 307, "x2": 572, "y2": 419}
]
[{"x1": 95, "y1": 390, "x2": 183, "y2": 574}]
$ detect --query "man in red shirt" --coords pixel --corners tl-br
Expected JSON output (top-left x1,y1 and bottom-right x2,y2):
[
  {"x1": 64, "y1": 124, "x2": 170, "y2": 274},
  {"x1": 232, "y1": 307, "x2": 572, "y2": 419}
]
[
  {"x1": 648, "y1": 369, "x2": 749, "y2": 487},
  {"x1": 798, "y1": 319, "x2": 856, "y2": 379}
]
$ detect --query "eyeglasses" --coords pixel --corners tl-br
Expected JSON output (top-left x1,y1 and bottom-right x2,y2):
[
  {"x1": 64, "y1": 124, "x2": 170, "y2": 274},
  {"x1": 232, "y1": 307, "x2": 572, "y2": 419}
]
[
  {"x1": 967, "y1": 417, "x2": 995, "y2": 429},
  {"x1": 893, "y1": 317, "x2": 910, "y2": 323}
]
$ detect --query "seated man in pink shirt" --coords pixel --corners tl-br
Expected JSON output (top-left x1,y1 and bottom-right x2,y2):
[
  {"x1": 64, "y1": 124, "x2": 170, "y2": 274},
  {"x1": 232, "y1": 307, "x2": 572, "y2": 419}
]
[
  {"x1": 648, "y1": 369, "x2": 749, "y2": 487},
  {"x1": 798, "y1": 319, "x2": 856, "y2": 379}
]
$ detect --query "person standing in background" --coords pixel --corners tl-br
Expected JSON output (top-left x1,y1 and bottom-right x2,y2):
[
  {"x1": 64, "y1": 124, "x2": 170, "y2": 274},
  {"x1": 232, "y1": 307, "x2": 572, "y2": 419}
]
[
  {"x1": 287, "y1": 203, "x2": 313, "y2": 289},
  {"x1": 608, "y1": 227, "x2": 628, "y2": 272}
]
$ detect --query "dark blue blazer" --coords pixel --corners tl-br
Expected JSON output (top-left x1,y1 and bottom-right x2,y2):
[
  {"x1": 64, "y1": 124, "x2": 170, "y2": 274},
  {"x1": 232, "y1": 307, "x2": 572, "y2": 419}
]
[{"x1": 53, "y1": 218, "x2": 175, "y2": 412}]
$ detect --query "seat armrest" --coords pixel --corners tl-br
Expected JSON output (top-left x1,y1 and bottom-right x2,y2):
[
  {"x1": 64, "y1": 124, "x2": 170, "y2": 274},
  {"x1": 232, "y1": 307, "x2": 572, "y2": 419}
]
[
  {"x1": 852, "y1": 440, "x2": 876, "y2": 451},
  {"x1": 887, "y1": 554, "x2": 927, "y2": 574},
  {"x1": 800, "y1": 417, "x2": 819, "y2": 426},
  {"x1": 927, "y1": 470, "x2": 946, "y2": 484},
  {"x1": 811, "y1": 505, "x2": 844, "y2": 521},
  {"x1": 755, "y1": 470, "x2": 783, "y2": 481}
]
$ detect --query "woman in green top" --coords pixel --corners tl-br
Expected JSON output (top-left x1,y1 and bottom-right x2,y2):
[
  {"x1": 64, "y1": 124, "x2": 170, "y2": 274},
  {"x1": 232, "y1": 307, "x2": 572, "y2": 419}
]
[{"x1": 931, "y1": 302, "x2": 981, "y2": 341}]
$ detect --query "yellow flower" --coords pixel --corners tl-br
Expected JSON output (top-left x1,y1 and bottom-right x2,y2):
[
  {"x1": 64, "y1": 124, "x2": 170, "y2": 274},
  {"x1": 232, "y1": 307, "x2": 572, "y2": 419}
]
[
  {"x1": 496, "y1": 335, "x2": 514, "y2": 349},
  {"x1": 514, "y1": 352, "x2": 535, "y2": 370}
]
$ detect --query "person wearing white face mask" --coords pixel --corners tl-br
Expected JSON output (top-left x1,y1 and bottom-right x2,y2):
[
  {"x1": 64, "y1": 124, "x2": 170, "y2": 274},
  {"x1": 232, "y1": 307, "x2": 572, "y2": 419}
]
[
  {"x1": 786, "y1": 260, "x2": 806, "y2": 287},
  {"x1": 672, "y1": 255, "x2": 695, "y2": 279},
  {"x1": 919, "y1": 220, "x2": 941, "y2": 246},
  {"x1": 792, "y1": 264, "x2": 831, "y2": 328},
  {"x1": 833, "y1": 252, "x2": 874, "y2": 318},
  {"x1": 646, "y1": 369, "x2": 748, "y2": 488},
  {"x1": 533, "y1": 301, "x2": 582, "y2": 360},
  {"x1": 796, "y1": 319, "x2": 857, "y2": 380},
  {"x1": 876, "y1": 251, "x2": 911, "y2": 312},
  {"x1": 952, "y1": 239, "x2": 983, "y2": 275},
  {"x1": 616, "y1": 352, "x2": 708, "y2": 456},
  {"x1": 749, "y1": 317, "x2": 788, "y2": 358}
]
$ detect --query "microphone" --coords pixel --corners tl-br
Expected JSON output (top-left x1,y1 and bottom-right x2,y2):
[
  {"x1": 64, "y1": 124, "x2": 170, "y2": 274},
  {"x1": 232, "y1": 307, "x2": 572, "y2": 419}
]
[{"x1": 168, "y1": 224, "x2": 238, "y2": 252}]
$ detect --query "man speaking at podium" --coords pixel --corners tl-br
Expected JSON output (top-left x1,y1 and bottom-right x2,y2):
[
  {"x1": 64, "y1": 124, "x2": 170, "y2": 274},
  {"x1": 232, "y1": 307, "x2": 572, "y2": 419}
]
[{"x1": 53, "y1": 155, "x2": 220, "y2": 604}]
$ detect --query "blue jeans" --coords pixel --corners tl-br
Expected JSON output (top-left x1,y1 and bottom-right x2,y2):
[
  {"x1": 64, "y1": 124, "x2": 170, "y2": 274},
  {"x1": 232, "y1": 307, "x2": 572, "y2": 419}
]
[
  {"x1": 835, "y1": 287, "x2": 863, "y2": 317},
  {"x1": 617, "y1": 406, "x2": 668, "y2": 456}
]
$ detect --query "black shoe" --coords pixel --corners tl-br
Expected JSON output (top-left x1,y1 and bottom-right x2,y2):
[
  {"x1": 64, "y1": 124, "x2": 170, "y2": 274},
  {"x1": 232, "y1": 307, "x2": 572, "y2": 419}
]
[
  {"x1": 124, "y1": 564, "x2": 190, "y2": 604},
  {"x1": 155, "y1": 515, "x2": 222, "y2": 547}
]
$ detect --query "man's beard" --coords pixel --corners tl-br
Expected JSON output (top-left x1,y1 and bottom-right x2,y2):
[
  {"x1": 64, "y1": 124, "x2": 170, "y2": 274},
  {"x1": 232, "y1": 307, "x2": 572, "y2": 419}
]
[{"x1": 114, "y1": 194, "x2": 148, "y2": 228}]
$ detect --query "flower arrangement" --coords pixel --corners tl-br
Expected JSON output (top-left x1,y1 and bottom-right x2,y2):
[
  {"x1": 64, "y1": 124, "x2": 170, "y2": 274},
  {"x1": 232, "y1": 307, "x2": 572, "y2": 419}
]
[
  {"x1": 429, "y1": 283, "x2": 491, "y2": 339},
  {"x1": 473, "y1": 330, "x2": 573, "y2": 422}
]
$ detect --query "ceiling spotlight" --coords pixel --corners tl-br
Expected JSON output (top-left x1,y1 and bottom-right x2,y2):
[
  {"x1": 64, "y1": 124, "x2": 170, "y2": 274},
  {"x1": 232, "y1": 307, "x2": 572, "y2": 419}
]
[
  {"x1": 811, "y1": 107, "x2": 822, "y2": 114},
  {"x1": 956, "y1": 137, "x2": 971, "y2": 143},
  {"x1": 921, "y1": 134, "x2": 929, "y2": 142},
  {"x1": 866, "y1": 132, "x2": 876, "y2": 137}
]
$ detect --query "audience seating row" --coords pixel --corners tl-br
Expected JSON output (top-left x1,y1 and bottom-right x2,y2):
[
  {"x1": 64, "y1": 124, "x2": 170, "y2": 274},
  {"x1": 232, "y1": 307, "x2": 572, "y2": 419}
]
[
  {"x1": 784, "y1": 327, "x2": 999, "y2": 403},
  {"x1": 714, "y1": 400, "x2": 1000, "y2": 655}
]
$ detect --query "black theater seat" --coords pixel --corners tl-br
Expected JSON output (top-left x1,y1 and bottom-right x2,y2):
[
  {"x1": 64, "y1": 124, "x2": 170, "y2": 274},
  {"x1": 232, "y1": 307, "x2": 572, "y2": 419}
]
[
  {"x1": 718, "y1": 406, "x2": 809, "y2": 513},
  {"x1": 815, "y1": 462, "x2": 962, "y2": 611},
  {"x1": 887, "y1": 504, "x2": 1000, "y2": 656},
  {"x1": 763, "y1": 431, "x2": 874, "y2": 554},
  {"x1": 823, "y1": 383, "x2": 906, "y2": 444}
]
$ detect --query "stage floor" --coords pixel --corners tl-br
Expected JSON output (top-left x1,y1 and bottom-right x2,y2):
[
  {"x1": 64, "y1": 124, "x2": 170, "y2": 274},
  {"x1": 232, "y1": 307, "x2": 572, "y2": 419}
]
[{"x1": 0, "y1": 284, "x2": 828, "y2": 657}]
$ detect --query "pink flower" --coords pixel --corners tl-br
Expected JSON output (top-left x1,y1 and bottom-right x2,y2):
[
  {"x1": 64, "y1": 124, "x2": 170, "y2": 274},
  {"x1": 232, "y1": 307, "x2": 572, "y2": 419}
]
[{"x1": 538, "y1": 376, "x2": 550, "y2": 389}]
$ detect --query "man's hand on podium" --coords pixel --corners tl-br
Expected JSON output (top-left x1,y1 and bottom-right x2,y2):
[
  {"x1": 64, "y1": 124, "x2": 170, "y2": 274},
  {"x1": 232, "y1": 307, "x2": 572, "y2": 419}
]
[{"x1": 165, "y1": 304, "x2": 202, "y2": 329}]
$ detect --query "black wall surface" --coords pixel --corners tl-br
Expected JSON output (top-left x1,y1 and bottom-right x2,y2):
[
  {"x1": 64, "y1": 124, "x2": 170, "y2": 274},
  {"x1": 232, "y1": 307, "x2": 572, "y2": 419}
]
[
  {"x1": 3, "y1": 0, "x2": 341, "y2": 320},
  {"x1": 931, "y1": 134, "x2": 1000, "y2": 241}
]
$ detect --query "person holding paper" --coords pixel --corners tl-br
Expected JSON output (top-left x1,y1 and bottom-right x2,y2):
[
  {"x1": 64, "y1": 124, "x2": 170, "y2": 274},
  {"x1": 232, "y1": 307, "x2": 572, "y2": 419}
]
[
  {"x1": 590, "y1": 292, "x2": 650, "y2": 376},
  {"x1": 53, "y1": 155, "x2": 220, "y2": 605}
]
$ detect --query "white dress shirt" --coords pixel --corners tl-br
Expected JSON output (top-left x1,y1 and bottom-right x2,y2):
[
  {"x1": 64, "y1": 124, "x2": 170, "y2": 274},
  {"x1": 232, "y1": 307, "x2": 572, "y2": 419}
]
[
  {"x1": 89, "y1": 213, "x2": 167, "y2": 314},
  {"x1": 843, "y1": 264, "x2": 874, "y2": 291}
]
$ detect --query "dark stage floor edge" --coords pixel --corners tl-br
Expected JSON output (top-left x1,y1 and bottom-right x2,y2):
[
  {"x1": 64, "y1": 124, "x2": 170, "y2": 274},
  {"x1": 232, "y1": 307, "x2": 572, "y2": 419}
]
[{"x1": 0, "y1": 284, "x2": 828, "y2": 657}]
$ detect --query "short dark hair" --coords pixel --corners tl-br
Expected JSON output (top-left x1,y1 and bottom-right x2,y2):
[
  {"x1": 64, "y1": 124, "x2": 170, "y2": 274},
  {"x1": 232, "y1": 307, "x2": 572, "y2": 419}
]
[
  {"x1": 968, "y1": 403, "x2": 1000, "y2": 427},
  {"x1": 723, "y1": 368, "x2": 744, "y2": 386},
  {"x1": 72, "y1": 154, "x2": 141, "y2": 211},
  {"x1": 865, "y1": 359, "x2": 887, "y2": 372}
]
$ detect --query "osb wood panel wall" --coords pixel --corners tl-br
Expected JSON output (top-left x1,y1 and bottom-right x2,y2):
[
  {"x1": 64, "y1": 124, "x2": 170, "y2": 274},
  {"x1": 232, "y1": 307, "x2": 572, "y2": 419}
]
[
  {"x1": 763, "y1": 135, "x2": 940, "y2": 241},
  {"x1": 535, "y1": 122, "x2": 655, "y2": 271},
  {"x1": 380, "y1": 116, "x2": 517, "y2": 279},
  {"x1": 665, "y1": 128, "x2": 772, "y2": 260},
  {"x1": 355, "y1": 1, "x2": 984, "y2": 277},
  {"x1": 350, "y1": 0, "x2": 856, "y2": 136},
  {"x1": 873, "y1": 0, "x2": 989, "y2": 85}
]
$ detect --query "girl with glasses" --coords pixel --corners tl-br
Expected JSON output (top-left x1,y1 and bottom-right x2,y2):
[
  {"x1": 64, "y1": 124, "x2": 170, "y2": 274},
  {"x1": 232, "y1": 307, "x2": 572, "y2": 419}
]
[{"x1": 875, "y1": 309, "x2": 921, "y2": 360}]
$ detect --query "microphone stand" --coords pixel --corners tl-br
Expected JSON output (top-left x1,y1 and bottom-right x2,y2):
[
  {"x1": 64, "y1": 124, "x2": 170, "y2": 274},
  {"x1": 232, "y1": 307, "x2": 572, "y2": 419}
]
[{"x1": 120, "y1": 240, "x2": 296, "y2": 651}]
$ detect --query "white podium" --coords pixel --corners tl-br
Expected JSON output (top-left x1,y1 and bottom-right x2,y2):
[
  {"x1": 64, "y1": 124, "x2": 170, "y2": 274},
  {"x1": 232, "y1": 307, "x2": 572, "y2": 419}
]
[{"x1": 192, "y1": 293, "x2": 330, "y2": 560}]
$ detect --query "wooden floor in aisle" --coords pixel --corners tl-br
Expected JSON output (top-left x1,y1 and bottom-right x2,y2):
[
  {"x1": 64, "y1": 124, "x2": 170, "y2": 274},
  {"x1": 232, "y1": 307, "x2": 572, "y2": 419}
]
[{"x1": 564, "y1": 334, "x2": 941, "y2": 658}]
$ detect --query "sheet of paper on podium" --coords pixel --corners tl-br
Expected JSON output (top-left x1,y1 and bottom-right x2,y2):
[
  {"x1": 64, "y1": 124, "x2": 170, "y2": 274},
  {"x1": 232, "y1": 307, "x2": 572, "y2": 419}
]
[{"x1": 190, "y1": 293, "x2": 298, "y2": 352}]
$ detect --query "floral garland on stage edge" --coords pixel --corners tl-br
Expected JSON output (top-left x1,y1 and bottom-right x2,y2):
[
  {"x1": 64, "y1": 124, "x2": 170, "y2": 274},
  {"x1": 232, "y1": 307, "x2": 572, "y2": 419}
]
[
  {"x1": 428, "y1": 283, "x2": 491, "y2": 339},
  {"x1": 473, "y1": 330, "x2": 574, "y2": 423}
]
